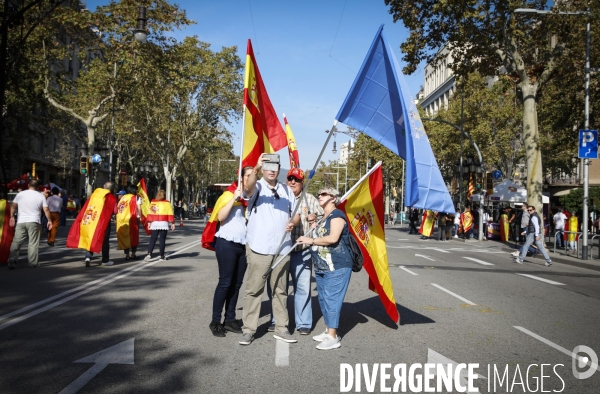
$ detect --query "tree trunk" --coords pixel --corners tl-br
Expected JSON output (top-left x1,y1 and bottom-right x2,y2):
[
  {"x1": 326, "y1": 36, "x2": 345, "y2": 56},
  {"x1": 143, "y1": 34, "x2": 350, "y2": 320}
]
[
  {"x1": 86, "y1": 125, "x2": 95, "y2": 197},
  {"x1": 521, "y1": 83, "x2": 544, "y2": 225}
]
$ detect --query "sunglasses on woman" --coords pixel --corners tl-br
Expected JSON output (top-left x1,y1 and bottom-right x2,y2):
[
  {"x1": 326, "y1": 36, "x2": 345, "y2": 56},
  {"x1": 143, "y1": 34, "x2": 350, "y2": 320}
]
[
  {"x1": 318, "y1": 192, "x2": 332, "y2": 197},
  {"x1": 287, "y1": 176, "x2": 302, "y2": 183}
]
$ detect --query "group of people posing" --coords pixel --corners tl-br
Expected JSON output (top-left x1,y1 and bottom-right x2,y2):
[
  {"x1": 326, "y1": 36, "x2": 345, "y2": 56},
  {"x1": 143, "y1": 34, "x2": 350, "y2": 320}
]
[{"x1": 207, "y1": 153, "x2": 355, "y2": 350}]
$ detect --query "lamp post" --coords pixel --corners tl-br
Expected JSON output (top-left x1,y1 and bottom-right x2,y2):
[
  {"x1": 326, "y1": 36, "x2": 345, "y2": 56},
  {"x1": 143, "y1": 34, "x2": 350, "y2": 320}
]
[{"x1": 514, "y1": 7, "x2": 594, "y2": 258}]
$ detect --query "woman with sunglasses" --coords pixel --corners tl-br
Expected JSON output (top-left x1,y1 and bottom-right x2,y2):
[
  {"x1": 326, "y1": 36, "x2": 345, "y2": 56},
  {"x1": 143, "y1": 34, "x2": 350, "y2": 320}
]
[
  {"x1": 208, "y1": 166, "x2": 254, "y2": 337},
  {"x1": 297, "y1": 187, "x2": 352, "y2": 350}
]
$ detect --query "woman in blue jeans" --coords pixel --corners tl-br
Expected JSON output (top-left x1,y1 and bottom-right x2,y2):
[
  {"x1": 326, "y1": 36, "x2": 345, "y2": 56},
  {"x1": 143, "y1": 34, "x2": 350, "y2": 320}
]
[
  {"x1": 209, "y1": 166, "x2": 253, "y2": 337},
  {"x1": 297, "y1": 187, "x2": 353, "y2": 350}
]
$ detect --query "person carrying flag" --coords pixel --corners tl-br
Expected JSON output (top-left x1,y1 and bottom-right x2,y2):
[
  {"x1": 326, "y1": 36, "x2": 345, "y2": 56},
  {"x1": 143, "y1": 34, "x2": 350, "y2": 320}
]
[
  {"x1": 207, "y1": 166, "x2": 254, "y2": 338},
  {"x1": 117, "y1": 185, "x2": 140, "y2": 260},
  {"x1": 67, "y1": 181, "x2": 118, "y2": 267},
  {"x1": 143, "y1": 190, "x2": 175, "y2": 261},
  {"x1": 0, "y1": 190, "x2": 15, "y2": 266}
]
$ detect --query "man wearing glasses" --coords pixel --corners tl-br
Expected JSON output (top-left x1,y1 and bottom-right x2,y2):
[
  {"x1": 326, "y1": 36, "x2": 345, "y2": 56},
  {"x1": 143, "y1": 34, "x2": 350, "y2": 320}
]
[
  {"x1": 515, "y1": 205, "x2": 552, "y2": 266},
  {"x1": 239, "y1": 153, "x2": 301, "y2": 345},
  {"x1": 284, "y1": 167, "x2": 324, "y2": 335}
]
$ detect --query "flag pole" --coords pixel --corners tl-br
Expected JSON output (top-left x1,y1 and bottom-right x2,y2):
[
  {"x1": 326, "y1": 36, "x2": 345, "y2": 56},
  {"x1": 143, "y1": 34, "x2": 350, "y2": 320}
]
[
  {"x1": 262, "y1": 120, "x2": 339, "y2": 279},
  {"x1": 236, "y1": 105, "x2": 248, "y2": 189}
]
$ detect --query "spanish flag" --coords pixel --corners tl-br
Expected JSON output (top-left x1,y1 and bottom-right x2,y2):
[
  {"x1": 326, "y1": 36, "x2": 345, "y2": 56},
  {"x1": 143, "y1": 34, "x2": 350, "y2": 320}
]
[
  {"x1": 116, "y1": 194, "x2": 139, "y2": 250},
  {"x1": 284, "y1": 114, "x2": 300, "y2": 168},
  {"x1": 419, "y1": 210, "x2": 435, "y2": 237},
  {"x1": 66, "y1": 188, "x2": 117, "y2": 253},
  {"x1": 467, "y1": 173, "x2": 475, "y2": 200},
  {"x1": 201, "y1": 182, "x2": 248, "y2": 251},
  {"x1": 499, "y1": 213, "x2": 509, "y2": 241},
  {"x1": 137, "y1": 178, "x2": 151, "y2": 235},
  {"x1": 148, "y1": 200, "x2": 174, "y2": 222},
  {"x1": 338, "y1": 162, "x2": 399, "y2": 323},
  {"x1": 0, "y1": 199, "x2": 15, "y2": 264},
  {"x1": 242, "y1": 40, "x2": 287, "y2": 168}
]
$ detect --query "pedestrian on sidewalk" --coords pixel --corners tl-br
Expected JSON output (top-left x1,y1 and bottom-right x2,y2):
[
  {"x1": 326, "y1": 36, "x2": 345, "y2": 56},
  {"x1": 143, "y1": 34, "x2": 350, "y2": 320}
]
[
  {"x1": 67, "y1": 182, "x2": 118, "y2": 267},
  {"x1": 116, "y1": 186, "x2": 140, "y2": 260},
  {"x1": 7, "y1": 180, "x2": 53, "y2": 269},
  {"x1": 144, "y1": 190, "x2": 175, "y2": 262},
  {"x1": 515, "y1": 205, "x2": 552, "y2": 266},
  {"x1": 437, "y1": 211, "x2": 447, "y2": 241},
  {"x1": 408, "y1": 207, "x2": 419, "y2": 234},
  {"x1": 553, "y1": 208, "x2": 567, "y2": 249},
  {"x1": 46, "y1": 187, "x2": 62, "y2": 246},
  {"x1": 519, "y1": 203, "x2": 530, "y2": 245},
  {"x1": 453, "y1": 210, "x2": 460, "y2": 238}
]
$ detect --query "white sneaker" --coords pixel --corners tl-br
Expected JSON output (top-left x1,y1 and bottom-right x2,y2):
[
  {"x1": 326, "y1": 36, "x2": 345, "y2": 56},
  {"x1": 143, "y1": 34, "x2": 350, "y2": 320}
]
[
  {"x1": 312, "y1": 330, "x2": 329, "y2": 342},
  {"x1": 102, "y1": 261, "x2": 115, "y2": 266},
  {"x1": 511, "y1": 251, "x2": 520, "y2": 257},
  {"x1": 144, "y1": 254, "x2": 152, "y2": 262},
  {"x1": 453, "y1": 235, "x2": 458, "y2": 239},
  {"x1": 85, "y1": 258, "x2": 91, "y2": 267},
  {"x1": 316, "y1": 334, "x2": 341, "y2": 350}
]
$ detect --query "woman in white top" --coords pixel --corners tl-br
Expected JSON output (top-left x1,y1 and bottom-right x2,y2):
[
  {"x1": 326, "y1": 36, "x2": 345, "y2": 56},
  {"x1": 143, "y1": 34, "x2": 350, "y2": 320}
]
[
  {"x1": 209, "y1": 166, "x2": 253, "y2": 337},
  {"x1": 144, "y1": 190, "x2": 175, "y2": 261}
]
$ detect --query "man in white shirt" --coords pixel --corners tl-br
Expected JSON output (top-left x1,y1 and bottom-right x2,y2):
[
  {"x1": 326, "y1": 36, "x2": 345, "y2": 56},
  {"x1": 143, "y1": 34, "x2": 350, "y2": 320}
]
[
  {"x1": 239, "y1": 154, "x2": 300, "y2": 346},
  {"x1": 8, "y1": 180, "x2": 52, "y2": 269},
  {"x1": 553, "y1": 208, "x2": 567, "y2": 249}
]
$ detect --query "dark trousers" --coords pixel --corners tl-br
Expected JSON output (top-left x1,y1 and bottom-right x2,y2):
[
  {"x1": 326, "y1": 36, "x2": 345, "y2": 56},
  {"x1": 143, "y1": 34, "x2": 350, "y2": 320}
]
[
  {"x1": 85, "y1": 223, "x2": 111, "y2": 263},
  {"x1": 212, "y1": 237, "x2": 247, "y2": 322},
  {"x1": 409, "y1": 220, "x2": 418, "y2": 234},
  {"x1": 148, "y1": 230, "x2": 167, "y2": 256}
]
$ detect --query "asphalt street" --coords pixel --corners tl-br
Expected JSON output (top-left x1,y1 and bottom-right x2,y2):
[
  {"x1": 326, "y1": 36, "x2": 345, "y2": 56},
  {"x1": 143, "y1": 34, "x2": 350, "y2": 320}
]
[{"x1": 1, "y1": 220, "x2": 599, "y2": 393}]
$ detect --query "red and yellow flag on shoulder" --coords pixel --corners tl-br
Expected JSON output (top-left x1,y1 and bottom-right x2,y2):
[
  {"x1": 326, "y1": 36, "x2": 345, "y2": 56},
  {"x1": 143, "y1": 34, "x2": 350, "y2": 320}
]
[
  {"x1": 201, "y1": 182, "x2": 237, "y2": 251},
  {"x1": 0, "y1": 199, "x2": 15, "y2": 264},
  {"x1": 137, "y1": 178, "x2": 151, "y2": 235},
  {"x1": 67, "y1": 188, "x2": 117, "y2": 253},
  {"x1": 283, "y1": 114, "x2": 300, "y2": 168},
  {"x1": 242, "y1": 40, "x2": 287, "y2": 168},
  {"x1": 338, "y1": 162, "x2": 399, "y2": 323},
  {"x1": 116, "y1": 194, "x2": 139, "y2": 250}
]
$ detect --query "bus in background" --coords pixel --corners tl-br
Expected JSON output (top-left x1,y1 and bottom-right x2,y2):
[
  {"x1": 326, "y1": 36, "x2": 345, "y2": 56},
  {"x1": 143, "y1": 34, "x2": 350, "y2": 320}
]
[{"x1": 205, "y1": 183, "x2": 231, "y2": 216}]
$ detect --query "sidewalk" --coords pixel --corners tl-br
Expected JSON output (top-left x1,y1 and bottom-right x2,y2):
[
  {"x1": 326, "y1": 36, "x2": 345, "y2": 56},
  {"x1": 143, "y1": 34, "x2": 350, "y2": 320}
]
[{"x1": 386, "y1": 223, "x2": 600, "y2": 272}]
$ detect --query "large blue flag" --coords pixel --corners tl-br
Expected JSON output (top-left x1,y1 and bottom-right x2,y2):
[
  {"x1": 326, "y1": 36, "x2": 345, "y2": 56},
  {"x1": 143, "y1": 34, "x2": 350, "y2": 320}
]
[{"x1": 336, "y1": 25, "x2": 455, "y2": 214}]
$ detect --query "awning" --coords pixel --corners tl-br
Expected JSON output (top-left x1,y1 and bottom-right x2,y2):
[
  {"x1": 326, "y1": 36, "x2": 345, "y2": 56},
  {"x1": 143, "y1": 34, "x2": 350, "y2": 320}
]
[{"x1": 553, "y1": 189, "x2": 576, "y2": 197}]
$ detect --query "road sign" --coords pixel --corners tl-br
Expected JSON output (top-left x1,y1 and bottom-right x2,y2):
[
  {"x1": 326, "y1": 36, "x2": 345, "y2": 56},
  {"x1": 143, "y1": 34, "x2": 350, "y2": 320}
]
[
  {"x1": 91, "y1": 154, "x2": 102, "y2": 164},
  {"x1": 492, "y1": 170, "x2": 502, "y2": 179},
  {"x1": 578, "y1": 130, "x2": 599, "y2": 159}
]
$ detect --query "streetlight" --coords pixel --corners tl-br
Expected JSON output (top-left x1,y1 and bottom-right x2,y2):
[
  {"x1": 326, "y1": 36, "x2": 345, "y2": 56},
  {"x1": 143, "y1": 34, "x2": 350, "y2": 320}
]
[{"x1": 514, "y1": 7, "x2": 594, "y2": 258}]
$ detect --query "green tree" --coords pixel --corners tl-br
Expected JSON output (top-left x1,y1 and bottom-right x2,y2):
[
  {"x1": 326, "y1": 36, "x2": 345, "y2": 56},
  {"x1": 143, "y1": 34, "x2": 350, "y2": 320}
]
[{"x1": 384, "y1": 0, "x2": 600, "y2": 213}]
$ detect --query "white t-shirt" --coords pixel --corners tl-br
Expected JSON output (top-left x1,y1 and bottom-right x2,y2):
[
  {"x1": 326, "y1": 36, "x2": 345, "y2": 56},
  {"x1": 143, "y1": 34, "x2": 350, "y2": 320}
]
[
  {"x1": 554, "y1": 212, "x2": 567, "y2": 230},
  {"x1": 13, "y1": 190, "x2": 48, "y2": 224}
]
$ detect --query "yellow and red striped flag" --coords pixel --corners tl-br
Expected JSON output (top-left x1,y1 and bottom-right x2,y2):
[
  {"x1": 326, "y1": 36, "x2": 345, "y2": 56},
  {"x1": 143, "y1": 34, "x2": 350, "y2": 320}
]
[
  {"x1": 242, "y1": 40, "x2": 287, "y2": 167},
  {"x1": 338, "y1": 162, "x2": 399, "y2": 323},
  {"x1": 137, "y1": 178, "x2": 151, "y2": 235},
  {"x1": 0, "y1": 199, "x2": 15, "y2": 264},
  {"x1": 148, "y1": 200, "x2": 174, "y2": 222},
  {"x1": 283, "y1": 114, "x2": 300, "y2": 168},
  {"x1": 201, "y1": 182, "x2": 239, "y2": 251},
  {"x1": 116, "y1": 194, "x2": 139, "y2": 250},
  {"x1": 66, "y1": 188, "x2": 117, "y2": 253},
  {"x1": 467, "y1": 173, "x2": 475, "y2": 200}
]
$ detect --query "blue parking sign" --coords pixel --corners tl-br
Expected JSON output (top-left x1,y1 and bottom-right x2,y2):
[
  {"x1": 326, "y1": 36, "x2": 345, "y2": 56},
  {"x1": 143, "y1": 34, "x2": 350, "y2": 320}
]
[{"x1": 579, "y1": 130, "x2": 599, "y2": 159}]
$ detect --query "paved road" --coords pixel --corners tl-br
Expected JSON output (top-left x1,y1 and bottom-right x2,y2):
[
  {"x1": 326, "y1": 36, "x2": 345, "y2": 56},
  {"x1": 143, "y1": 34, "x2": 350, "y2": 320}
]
[{"x1": 1, "y1": 222, "x2": 599, "y2": 393}]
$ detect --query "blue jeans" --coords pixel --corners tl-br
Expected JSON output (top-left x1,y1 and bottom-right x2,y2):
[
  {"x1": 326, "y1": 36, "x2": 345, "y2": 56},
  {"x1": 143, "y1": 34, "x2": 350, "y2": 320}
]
[
  {"x1": 315, "y1": 267, "x2": 352, "y2": 330},
  {"x1": 556, "y1": 229, "x2": 565, "y2": 248},
  {"x1": 212, "y1": 237, "x2": 247, "y2": 322},
  {"x1": 290, "y1": 250, "x2": 313, "y2": 329},
  {"x1": 519, "y1": 233, "x2": 551, "y2": 262}
]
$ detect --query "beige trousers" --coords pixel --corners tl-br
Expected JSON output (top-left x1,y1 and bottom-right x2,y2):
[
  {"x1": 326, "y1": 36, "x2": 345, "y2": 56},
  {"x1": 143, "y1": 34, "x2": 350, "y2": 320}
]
[{"x1": 242, "y1": 246, "x2": 290, "y2": 335}]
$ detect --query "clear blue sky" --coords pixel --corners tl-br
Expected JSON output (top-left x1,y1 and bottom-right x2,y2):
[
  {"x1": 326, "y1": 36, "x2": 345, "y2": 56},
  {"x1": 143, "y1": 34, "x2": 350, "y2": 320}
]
[{"x1": 87, "y1": 0, "x2": 423, "y2": 170}]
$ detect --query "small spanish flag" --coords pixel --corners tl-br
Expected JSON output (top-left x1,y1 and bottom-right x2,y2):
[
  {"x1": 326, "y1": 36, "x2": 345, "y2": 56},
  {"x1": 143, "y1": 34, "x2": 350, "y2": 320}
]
[
  {"x1": 116, "y1": 194, "x2": 139, "y2": 250},
  {"x1": 148, "y1": 200, "x2": 174, "y2": 222},
  {"x1": 0, "y1": 199, "x2": 15, "y2": 264},
  {"x1": 241, "y1": 39, "x2": 287, "y2": 167},
  {"x1": 201, "y1": 182, "x2": 248, "y2": 251},
  {"x1": 137, "y1": 178, "x2": 151, "y2": 235},
  {"x1": 338, "y1": 162, "x2": 399, "y2": 323},
  {"x1": 419, "y1": 210, "x2": 435, "y2": 237},
  {"x1": 67, "y1": 188, "x2": 117, "y2": 253},
  {"x1": 284, "y1": 114, "x2": 300, "y2": 168}
]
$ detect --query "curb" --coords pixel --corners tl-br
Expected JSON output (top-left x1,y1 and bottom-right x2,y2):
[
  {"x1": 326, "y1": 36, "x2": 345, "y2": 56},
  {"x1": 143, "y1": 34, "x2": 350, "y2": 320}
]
[{"x1": 500, "y1": 246, "x2": 600, "y2": 272}]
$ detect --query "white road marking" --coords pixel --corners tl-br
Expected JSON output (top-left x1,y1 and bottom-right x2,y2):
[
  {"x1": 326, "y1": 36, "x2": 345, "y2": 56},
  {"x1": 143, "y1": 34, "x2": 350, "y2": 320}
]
[
  {"x1": 431, "y1": 283, "x2": 476, "y2": 305},
  {"x1": 275, "y1": 340, "x2": 289, "y2": 367},
  {"x1": 514, "y1": 326, "x2": 599, "y2": 372},
  {"x1": 463, "y1": 257, "x2": 494, "y2": 266},
  {"x1": 516, "y1": 274, "x2": 565, "y2": 286},
  {"x1": 430, "y1": 248, "x2": 450, "y2": 253},
  {"x1": 415, "y1": 254, "x2": 435, "y2": 261},
  {"x1": 0, "y1": 241, "x2": 200, "y2": 331},
  {"x1": 397, "y1": 239, "x2": 408, "y2": 241},
  {"x1": 399, "y1": 266, "x2": 418, "y2": 276}
]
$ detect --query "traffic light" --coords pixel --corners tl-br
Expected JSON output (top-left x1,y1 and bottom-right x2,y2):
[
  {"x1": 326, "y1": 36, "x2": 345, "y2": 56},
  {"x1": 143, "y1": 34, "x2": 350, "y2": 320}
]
[
  {"x1": 486, "y1": 172, "x2": 494, "y2": 191},
  {"x1": 80, "y1": 156, "x2": 89, "y2": 175}
]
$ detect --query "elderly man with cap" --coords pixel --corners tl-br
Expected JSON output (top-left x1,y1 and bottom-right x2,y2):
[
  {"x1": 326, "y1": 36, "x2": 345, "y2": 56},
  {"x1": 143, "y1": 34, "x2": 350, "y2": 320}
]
[{"x1": 285, "y1": 167, "x2": 324, "y2": 335}]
